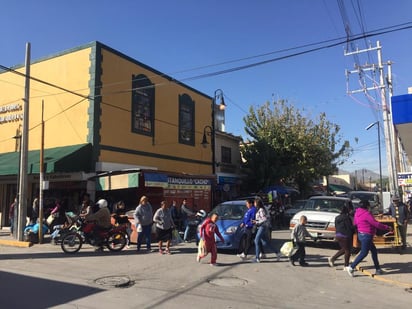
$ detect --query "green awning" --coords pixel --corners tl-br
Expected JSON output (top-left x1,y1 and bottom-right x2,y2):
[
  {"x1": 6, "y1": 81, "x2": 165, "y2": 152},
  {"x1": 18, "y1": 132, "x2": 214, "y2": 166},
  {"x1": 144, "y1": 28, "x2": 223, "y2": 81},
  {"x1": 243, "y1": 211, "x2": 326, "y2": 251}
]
[
  {"x1": 0, "y1": 143, "x2": 93, "y2": 176},
  {"x1": 96, "y1": 172, "x2": 139, "y2": 190}
]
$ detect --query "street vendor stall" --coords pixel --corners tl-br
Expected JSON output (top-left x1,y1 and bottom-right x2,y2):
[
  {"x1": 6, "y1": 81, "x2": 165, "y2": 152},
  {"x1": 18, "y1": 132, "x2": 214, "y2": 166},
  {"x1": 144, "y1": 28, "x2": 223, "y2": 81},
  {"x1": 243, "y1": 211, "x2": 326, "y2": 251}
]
[
  {"x1": 353, "y1": 215, "x2": 402, "y2": 253},
  {"x1": 374, "y1": 215, "x2": 402, "y2": 251}
]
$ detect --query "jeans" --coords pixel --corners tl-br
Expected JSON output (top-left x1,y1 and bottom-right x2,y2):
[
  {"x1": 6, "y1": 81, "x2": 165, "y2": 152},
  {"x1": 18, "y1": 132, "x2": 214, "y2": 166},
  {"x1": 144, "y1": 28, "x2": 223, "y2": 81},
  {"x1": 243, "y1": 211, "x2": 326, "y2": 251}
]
[
  {"x1": 137, "y1": 224, "x2": 152, "y2": 251},
  {"x1": 254, "y1": 225, "x2": 278, "y2": 259},
  {"x1": 350, "y1": 233, "x2": 380, "y2": 270}
]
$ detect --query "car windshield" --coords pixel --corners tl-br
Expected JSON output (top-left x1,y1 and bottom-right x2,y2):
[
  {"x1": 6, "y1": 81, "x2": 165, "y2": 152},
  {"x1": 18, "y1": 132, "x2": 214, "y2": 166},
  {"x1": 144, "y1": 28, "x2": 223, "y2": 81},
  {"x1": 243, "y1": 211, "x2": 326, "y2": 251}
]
[
  {"x1": 304, "y1": 199, "x2": 346, "y2": 213},
  {"x1": 210, "y1": 203, "x2": 247, "y2": 220}
]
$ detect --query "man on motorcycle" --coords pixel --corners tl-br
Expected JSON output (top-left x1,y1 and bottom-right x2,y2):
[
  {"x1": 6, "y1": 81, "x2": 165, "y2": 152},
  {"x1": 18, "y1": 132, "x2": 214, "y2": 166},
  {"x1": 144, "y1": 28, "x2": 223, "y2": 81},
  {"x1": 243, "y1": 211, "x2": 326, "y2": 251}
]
[{"x1": 84, "y1": 199, "x2": 112, "y2": 251}]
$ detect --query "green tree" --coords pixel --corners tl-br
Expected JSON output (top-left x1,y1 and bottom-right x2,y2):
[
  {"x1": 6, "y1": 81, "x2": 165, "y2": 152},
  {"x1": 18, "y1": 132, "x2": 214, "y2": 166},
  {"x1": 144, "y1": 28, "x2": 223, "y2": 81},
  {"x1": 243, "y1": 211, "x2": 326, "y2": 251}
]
[{"x1": 241, "y1": 100, "x2": 352, "y2": 196}]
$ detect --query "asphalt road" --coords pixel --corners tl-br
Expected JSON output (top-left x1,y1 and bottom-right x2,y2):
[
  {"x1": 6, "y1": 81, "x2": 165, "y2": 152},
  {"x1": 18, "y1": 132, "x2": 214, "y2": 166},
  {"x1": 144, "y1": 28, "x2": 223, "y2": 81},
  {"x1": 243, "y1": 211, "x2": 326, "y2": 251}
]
[{"x1": 0, "y1": 228, "x2": 412, "y2": 309}]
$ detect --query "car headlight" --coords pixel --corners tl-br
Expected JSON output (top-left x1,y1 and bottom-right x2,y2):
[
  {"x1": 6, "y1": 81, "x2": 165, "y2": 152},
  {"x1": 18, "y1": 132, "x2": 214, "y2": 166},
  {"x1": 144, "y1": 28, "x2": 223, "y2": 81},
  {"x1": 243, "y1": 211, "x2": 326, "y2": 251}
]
[{"x1": 225, "y1": 226, "x2": 238, "y2": 234}]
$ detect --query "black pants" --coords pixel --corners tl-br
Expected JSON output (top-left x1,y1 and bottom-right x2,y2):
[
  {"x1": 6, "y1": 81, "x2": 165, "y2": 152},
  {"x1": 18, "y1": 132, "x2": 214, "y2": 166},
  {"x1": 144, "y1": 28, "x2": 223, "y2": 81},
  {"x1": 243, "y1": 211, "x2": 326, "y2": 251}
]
[
  {"x1": 238, "y1": 228, "x2": 253, "y2": 256},
  {"x1": 291, "y1": 241, "x2": 306, "y2": 263}
]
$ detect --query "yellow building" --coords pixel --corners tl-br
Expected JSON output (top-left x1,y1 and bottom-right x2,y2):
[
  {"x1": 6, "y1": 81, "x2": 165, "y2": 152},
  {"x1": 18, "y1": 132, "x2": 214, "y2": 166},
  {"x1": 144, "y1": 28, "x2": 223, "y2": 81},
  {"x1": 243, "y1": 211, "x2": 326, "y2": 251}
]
[{"x1": 0, "y1": 41, "x2": 218, "y2": 227}]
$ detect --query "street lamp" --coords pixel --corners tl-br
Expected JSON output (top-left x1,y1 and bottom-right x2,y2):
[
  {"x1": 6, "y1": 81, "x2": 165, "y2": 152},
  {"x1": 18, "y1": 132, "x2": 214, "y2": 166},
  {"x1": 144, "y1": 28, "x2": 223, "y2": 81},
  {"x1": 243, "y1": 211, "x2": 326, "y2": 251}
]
[
  {"x1": 366, "y1": 121, "x2": 383, "y2": 197},
  {"x1": 201, "y1": 89, "x2": 226, "y2": 174}
]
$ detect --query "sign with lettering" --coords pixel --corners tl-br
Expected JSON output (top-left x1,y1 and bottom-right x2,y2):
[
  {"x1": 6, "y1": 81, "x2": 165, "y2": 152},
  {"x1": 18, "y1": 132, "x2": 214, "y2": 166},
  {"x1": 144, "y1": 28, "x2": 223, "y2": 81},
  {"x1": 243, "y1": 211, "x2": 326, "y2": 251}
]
[{"x1": 0, "y1": 103, "x2": 23, "y2": 124}]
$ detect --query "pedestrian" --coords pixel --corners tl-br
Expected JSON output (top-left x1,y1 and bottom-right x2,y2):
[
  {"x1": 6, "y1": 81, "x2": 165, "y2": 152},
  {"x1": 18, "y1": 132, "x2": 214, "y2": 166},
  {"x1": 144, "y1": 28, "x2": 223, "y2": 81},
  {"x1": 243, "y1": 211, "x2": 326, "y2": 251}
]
[
  {"x1": 79, "y1": 193, "x2": 93, "y2": 216},
  {"x1": 290, "y1": 215, "x2": 313, "y2": 266},
  {"x1": 133, "y1": 195, "x2": 154, "y2": 252},
  {"x1": 237, "y1": 199, "x2": 256, "y2": 260},
  {"x1": 112, "y1": 201, "x2": 131, "y2": 248},
  {"x1": 181, "y1": 199, "x2": 196, "y2": 242},
  {"x1": 252, "y1": 198, "x2": 281, "y2": 263},
  {"x1": 9, "y1": 197, "x2": 17, "y2": 236},
  {"x1": 347, "y1": 200, "x2": 392, "y2": 277},
  {"x1": 386, "y1": 195, "x2": 409, "y2": 250},
  {"x1": 153, "y1": 201, "x2": 175, "y2": 255},
  {"x1": 197, "y1": 213, "x2": 224, "y2": 266},
  {"x1": 31, "y1": 195, "x2": 39, "y2": 224},
  {"x1": 327, "y1": 205, "x2": 355, "y2": 270},
  {"x1": 170, "y1": 200, "x2": 183, "y2": 232}
]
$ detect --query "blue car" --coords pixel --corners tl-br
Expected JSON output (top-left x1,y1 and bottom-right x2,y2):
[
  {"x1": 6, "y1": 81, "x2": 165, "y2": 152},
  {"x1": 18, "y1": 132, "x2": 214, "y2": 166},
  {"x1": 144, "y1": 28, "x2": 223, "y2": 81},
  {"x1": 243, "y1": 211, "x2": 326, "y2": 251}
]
[{"x1": 198, "y1": 200, "x2": 248, "y2": 250}]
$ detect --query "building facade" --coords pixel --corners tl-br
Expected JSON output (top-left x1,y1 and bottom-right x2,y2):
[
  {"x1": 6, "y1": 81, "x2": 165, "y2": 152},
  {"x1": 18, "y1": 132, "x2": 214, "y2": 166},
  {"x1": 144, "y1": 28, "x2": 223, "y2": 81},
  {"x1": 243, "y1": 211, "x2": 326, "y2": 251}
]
[{"x1": 0, "y1": 41, "x2": 238, "y2": 227}]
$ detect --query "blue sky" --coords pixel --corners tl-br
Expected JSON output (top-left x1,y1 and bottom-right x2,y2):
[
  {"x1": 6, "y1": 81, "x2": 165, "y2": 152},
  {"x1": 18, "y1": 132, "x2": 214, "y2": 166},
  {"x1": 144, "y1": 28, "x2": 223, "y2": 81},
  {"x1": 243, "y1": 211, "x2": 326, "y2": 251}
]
[{"x1": 1, "y1": 0, "x2": 411, "y2": 175}]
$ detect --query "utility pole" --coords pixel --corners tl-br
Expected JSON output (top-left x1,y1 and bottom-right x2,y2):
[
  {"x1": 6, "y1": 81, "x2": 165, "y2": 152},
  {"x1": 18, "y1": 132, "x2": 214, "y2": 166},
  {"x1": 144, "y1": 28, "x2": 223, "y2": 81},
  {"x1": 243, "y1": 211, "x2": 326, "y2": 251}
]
[
  {"x1": 345, "y1": 41, "x2": 398, "y2": 195},
  {"x1": 17, "y1": 43, "x2": 31, "y2": 241}
]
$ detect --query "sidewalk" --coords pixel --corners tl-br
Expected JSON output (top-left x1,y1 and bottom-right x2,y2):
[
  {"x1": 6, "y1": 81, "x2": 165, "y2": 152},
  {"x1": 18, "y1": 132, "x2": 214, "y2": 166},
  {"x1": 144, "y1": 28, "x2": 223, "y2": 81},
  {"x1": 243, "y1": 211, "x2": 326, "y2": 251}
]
[{"x1": 0, "y1": 227, "x2": 34, "y2": 247}]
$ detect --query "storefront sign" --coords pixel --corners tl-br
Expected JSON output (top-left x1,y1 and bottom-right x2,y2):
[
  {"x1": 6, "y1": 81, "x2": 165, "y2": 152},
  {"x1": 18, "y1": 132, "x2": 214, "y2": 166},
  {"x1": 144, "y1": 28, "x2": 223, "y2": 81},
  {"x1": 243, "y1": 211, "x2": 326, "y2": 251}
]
[
  {"x1": 168, "y1": 177, "x2": 211, "y2": 190},
  {"x1": 0, "y1": 103, "x2": 23, "y2": 124}
]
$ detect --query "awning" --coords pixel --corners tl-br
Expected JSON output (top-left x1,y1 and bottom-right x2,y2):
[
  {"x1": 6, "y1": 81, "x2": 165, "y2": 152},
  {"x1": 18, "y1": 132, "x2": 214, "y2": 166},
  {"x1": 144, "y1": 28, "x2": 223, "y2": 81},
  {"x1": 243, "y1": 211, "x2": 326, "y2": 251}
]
[
  {"x1": 96, "y1": 172, "x2": 139, "y2": 190},
  {"x1": 0, "y1": 143, "x2": 93, "y2": 176}
]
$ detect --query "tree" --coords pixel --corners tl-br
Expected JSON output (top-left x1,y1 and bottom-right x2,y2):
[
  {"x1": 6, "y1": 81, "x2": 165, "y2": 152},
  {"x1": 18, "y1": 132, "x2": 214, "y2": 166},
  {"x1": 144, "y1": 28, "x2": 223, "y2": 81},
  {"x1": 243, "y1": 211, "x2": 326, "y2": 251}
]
[{"x1": 241, "y1": 100, "x2": 352, "y2": 196}]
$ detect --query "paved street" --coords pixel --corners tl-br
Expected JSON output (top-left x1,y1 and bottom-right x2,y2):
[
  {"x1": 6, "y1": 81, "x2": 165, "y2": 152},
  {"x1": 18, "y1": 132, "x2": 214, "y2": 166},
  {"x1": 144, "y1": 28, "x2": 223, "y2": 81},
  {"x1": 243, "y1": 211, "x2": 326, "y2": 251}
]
[{"x1": 1, "y1": 228, "x2": 412, "y2": 309}]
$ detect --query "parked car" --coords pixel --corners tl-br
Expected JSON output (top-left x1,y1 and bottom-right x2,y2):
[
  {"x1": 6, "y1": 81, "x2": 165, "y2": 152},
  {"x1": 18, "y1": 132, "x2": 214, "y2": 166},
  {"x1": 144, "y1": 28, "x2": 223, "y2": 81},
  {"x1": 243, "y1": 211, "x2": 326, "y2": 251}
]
[
  {"x1": 196, "y1": 200, "x2": 247, "y2": 250},
  {"x1": 284, "y1": 199, "x2": 307, "y2": 224},
  {"x1": 347, "y1": 191, "x2": 381, "y2": 214},
  {"x1": 197, "y1": 199, "x2": 271, "y2": 251},
  {"x1": 289, "y1": 196, "x2": 354, "y2": 241}
]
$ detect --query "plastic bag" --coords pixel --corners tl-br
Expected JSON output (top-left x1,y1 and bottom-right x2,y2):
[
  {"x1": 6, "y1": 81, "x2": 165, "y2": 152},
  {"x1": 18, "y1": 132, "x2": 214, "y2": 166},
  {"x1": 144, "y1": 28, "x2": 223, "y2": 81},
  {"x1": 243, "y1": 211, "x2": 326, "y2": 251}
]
[
  {"x1": 197, "y1": 238, "x2": 208, "y2": 258},
  {"x1": 280, "y1": 241, "x2": 297, "y2": 257},
  {"x1": 172, "y1": 229, "x2": 183, "y2": 245}
]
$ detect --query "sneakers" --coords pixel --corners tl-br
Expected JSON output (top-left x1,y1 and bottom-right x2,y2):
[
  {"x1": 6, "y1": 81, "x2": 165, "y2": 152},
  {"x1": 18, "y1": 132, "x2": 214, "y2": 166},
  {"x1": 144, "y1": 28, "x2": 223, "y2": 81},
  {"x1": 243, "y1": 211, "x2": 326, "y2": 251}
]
[
  {"x1": 375, "y1": 269, "x2": 383, "y2": 275},
  {"x1": 276, "y1": 253, "x2": 281, "y2": 262},
  {"x1": 210, "y1": 263, "x2": 218, "y2": 266},
  {"x1": 299, "y1": 262, "x2": 309, "y2": 267},
  {"x1": 342, "y1": 266, "x2": 348, "y2": 271},
  {"x1": 237, "y1": 252, "x2": 246, "y2": 259},
  {"x1": 259, "y1": 253, "x2": 267, "y2": 259},
  {"x1": 251, "y1": 258, "x2": 260, "y2": 263},
  {"x1": 196, "y1": 254, "x2": 202, "y2": 263},
  {"x1": 346, "y1": 266, "x2": 354, "y2": 277},
  {"x1": 328, "y1": 257, "x2": 335, "y2": 267}
]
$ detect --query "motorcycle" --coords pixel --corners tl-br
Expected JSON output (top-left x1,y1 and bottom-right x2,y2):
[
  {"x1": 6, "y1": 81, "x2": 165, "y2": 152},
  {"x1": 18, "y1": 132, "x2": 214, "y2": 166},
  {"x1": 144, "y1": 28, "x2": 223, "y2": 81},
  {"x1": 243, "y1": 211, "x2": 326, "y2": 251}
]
[
  {"x1": 60, "y1": 216, "x2": 127, "y2": 254},
  {"x1": 185, "y1": 210, "x2": 207, "y2": 244}
]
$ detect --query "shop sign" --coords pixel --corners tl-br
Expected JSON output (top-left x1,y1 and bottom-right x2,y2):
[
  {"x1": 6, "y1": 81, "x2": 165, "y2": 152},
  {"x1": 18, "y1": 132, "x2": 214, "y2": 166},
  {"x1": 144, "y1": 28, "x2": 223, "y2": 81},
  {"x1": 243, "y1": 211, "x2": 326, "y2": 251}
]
[{"x1": 0, "y1": 103, "x2": 23, "y2": 124}]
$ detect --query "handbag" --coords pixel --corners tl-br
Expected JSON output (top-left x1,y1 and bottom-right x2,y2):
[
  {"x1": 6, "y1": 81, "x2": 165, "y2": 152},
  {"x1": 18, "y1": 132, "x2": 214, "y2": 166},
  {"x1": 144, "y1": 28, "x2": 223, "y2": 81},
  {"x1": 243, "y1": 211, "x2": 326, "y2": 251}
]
[{"x1": 280, "y1": 241, "x2": 297, "y2": 257}]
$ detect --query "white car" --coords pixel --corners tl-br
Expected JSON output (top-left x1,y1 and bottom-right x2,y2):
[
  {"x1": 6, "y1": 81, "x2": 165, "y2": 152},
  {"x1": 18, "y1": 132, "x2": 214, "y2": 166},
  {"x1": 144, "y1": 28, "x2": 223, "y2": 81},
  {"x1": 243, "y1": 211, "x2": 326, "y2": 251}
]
[{"x1": 289, "y1": 196, "x2": 354, "y2": 241}]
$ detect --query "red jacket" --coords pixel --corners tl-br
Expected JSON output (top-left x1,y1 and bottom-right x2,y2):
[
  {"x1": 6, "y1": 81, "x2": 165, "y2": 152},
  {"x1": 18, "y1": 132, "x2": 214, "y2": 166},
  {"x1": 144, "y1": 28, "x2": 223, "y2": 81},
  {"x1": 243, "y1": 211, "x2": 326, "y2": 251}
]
[{"x1": 200, "y1": 218, "x2": 224, "y2": 243}]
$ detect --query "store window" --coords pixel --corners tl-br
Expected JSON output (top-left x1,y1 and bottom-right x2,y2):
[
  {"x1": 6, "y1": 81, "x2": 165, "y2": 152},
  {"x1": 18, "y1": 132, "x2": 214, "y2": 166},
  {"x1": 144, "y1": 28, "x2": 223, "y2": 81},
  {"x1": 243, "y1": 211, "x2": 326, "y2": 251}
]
[
  {"x1": 179, "y1": 94, "x2": 195, "y2": 145},
  {"x1": 131, "y1": 74, "x2": 154, "y2": 136},
  {"x1": 221, "y1": 146, "x2": 232, "y2": 164}
]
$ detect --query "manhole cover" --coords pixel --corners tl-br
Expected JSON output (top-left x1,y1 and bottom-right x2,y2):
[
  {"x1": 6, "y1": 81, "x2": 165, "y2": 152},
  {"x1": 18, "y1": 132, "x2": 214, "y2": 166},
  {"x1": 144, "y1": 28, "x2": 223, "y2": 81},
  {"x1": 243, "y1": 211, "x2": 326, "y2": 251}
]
[
  {"x1": 208, "y1": 277, "x2": 248, "y2": 287},
  {"x1": 94, "y1": 276, "x2": 134, "y2": 288}
]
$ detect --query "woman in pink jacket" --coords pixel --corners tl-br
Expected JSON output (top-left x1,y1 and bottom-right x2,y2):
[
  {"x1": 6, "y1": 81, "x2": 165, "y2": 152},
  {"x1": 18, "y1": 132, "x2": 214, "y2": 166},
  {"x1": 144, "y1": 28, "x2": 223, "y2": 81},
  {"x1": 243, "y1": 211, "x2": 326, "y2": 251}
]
[{"x1": 347, "y1": 200, "x2": 392, "y2": 277}]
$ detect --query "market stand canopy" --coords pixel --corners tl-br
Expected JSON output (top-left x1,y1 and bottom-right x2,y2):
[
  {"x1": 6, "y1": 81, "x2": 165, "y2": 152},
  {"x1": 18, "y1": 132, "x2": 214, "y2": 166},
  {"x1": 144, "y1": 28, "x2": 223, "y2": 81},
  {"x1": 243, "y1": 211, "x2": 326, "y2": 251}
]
[{"x1": 0, "y1": 143, "x2": 93, "y2": 175}]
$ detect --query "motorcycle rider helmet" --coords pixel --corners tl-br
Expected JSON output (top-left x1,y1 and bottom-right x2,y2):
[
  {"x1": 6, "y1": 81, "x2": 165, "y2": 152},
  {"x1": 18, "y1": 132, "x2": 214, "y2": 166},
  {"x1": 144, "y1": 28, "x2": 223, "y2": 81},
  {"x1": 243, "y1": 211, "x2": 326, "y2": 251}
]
[
  {"x1": 196, "y1": 209, "x2": 207, "y2": 217},
  {"x1": 96, "y1": 199, "x2": 108, "y2": 209}
]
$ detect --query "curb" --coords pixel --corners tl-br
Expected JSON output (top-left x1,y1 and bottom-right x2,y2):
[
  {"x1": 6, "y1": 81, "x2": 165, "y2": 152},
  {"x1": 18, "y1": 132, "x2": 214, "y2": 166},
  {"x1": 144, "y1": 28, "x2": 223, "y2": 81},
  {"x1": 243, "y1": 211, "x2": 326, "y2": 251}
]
[
  {"x1": 356, "y1": 265, "x2": 412, "y2": 289},
  {"x1": 0, "y1": 239, "x2": 32, "y2": 248}
]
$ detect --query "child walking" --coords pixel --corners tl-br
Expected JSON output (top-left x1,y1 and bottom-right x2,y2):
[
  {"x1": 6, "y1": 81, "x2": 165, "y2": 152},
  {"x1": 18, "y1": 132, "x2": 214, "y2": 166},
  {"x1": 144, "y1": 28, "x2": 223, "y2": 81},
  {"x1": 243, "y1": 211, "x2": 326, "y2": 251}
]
[
  {"x1": 290, "y1": 215, "x2": 313, "y2": 266},
  {"x1": 197, "y1": 213, "x2": 224, "y2": 266}
]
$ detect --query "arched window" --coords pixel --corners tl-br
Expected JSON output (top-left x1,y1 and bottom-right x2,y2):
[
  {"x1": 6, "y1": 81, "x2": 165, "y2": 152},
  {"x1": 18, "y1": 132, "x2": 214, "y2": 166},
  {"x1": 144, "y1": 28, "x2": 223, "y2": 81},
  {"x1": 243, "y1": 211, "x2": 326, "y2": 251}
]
[
  {"x1": 179, "y1": 94, "x2": 195, "y2": 146},
  {"x1": 131, "y1": 74, "x2": 154, "y2": 136}
]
